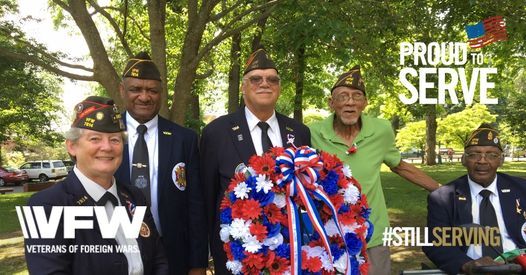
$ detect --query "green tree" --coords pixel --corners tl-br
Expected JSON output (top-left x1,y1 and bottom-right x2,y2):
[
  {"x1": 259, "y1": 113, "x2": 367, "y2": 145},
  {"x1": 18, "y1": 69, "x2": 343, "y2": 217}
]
[
  {"x1": 395, "y1": 120, "x2": 426, "y2": 163},
  {"x1": 437, "y1": 104, "x2": 496, "y2": 148}
]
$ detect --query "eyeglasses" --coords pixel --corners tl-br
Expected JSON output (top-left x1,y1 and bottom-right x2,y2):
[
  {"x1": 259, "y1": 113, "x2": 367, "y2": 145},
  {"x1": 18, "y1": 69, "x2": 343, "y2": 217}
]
[
  {"x1": 333, "y1": 92, "x2": 365, "y2": 104},
  {"x1": 465, "y1": 152, "x2": 502, "y2": 161},
  {"x1": 244, "y1": 75, "x2": 281, "y2": 86}
]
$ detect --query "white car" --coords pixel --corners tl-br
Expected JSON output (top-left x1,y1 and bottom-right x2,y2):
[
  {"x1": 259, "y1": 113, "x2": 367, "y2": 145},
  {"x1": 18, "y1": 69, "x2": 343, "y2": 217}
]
[{"x1": 20, "y1": 160, "x2": 68, "y2": 182}]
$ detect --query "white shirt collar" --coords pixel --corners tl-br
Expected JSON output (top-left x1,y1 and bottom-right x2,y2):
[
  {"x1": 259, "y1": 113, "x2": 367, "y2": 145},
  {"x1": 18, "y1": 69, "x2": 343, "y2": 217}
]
[
  {"x1": 126, "y1": 112, "x2": 158, "y2": 136},
  {"x1": 468, "y1": 174, "x2": 498, "y2": 199},
  {"x1": 244, "y1": 106, "x2": 279, "y2": 133},
  {"x1": 73, "y1": 166, "x2": 119, "y2": 204}
]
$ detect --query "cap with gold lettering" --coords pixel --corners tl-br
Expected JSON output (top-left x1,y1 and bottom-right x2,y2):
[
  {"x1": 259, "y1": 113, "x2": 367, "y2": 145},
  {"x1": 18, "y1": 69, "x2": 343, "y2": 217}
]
[
  {"x1": 243, "y1": 48, "x2": 278, "y2": 75},
  {"x1": 72, "y1": 96, "x2": 125, "y2": 133},
  {"x1": 465, "y1": 123, "x2": 502, "y2": 150},
  {"x1": 122, "y1": 51, "x2": 161, "y2": 81},
  {"x1": 331, "y1": 65, "x2": 366, "y2": 94}
]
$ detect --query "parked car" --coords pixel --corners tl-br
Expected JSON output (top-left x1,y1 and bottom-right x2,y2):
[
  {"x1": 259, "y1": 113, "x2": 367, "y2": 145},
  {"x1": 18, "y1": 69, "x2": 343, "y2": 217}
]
[
  {"x1": 62, "y1": 160, "x2": 74, "y2": 172},
  {"x1": 19, "y1": 160, "x2": 68, "y2": 182},
  {"x1": 0, "y1": 166, "x2": 29, "y2": 186}
]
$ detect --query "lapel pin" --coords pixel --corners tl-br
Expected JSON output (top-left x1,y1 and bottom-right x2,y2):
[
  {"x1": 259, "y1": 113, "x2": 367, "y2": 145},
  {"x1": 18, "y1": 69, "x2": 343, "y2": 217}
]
[
  {"x1": 458, "y1": 196, "x2": 466, "y2": 201},
  {"x1": 517, "y1": 199, "x2": 523, "y2": 214},
  {"x1": 163, "y1": 131, "x2": 172, "y2": 136},
  {"x1": 76, "y1": 195, "x2": 88, "y2": 205},
  {"x1": 232, "y1": 126, "x2": 240, "y2": 131},
  {"x1": 502, "y1": 189, "x2": 511, "y2": 193},
  {"x1": 237, "y1": 134, "x2": 243, "y2": 141},
  {"x1": 286, "y1": 126, "x2": 293, "y2": 132}
]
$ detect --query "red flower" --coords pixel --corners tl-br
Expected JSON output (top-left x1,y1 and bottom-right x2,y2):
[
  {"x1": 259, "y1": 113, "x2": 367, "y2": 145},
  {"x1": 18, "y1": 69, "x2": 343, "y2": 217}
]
[
  {"x1": 231, "y1": 200, "x2": 245, "y2": 218},
  {"x1": 223, "y1": 242, "x2": 233, "y2": 260},
  {"x1": 270, "y1": 147, "x2": 285, "y2": 157},
  {"x1": 241, "y1": 199, "x2": 262, "y2": 220},
  {"x1": 250, "y1": 222, "x2": 268, "y2": 242},
  {"x1": 266, "y1": 251, "x2": 290, "y2": 275},
  {"x1": 301, "y1": 251, "x2": 322, "y2": 272},
  {"x1": 264, "y1": 204, "x2": 285, "y2": 224},
  {"x1": 228, "y1": 172, "x2": 246, "y2": 192},
  {"x1": 320, "y1": 151, "x2": 340, "y2": 171},
  {"x1": 243, "y1": 253, "x2": 265, "y2": 271},
  {"x1": 220, "y1": 196, "x2": 232, "y2": 210},
  {"x1": 346, "y1": 143, "x2": 358, "y2": 154},
  {"x1": 249, "y1": 154, "x2": 275, "y2": 176}
]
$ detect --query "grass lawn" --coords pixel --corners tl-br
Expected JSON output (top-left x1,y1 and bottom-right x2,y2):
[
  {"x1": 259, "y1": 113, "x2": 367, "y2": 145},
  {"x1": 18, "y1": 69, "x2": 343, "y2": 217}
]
[
  {"x1": 0, "y1": 192, "x2": 32, "y2": 275},
  {"x1": 2, "y1": 162, "x2": 526, "y2": 274}
]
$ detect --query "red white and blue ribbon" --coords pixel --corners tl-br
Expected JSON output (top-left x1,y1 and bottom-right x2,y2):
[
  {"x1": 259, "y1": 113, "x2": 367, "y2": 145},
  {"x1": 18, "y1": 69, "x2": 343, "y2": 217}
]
[{"x1": 276, "y1": 146, "x2": 352, "y2": 275}]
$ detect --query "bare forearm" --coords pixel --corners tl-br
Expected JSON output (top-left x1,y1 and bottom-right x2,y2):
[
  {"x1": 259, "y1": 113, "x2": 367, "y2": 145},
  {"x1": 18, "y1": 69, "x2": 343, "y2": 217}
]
[{"x1": 391, "y1": 160, "x2": 440, "y2": 191}]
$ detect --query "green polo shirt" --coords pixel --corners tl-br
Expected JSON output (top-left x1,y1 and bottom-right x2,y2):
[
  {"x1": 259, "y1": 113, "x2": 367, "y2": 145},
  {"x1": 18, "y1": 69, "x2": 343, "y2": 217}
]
[{"x1": 309, "y1": 113, "x2": 401, "y2": 248}]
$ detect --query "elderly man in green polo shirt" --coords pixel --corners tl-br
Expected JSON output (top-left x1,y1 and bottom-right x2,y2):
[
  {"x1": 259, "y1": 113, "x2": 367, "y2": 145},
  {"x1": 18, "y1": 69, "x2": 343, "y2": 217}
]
[{"x1": 309, "y1": 66, "x2": 440, "y2": 275}]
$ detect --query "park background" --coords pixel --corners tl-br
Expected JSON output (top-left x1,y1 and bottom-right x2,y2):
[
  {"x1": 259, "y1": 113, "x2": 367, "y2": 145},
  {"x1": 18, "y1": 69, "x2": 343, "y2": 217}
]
[{"x1": 0, "y1": 0, "x2": 525, "y2": 273}]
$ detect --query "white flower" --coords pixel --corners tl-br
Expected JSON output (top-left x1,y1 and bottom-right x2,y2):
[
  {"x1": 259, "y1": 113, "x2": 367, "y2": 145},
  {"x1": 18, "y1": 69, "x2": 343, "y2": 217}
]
[
  {"x1": 273, "y1": 193, "x2": 286, "y2": 208},
  {"x1": 334, "y1": 252, "x2": 349, "y2": 273},
  {"x1": 342, "y1": 184, "x2": 360, "y2": 205},
  {"x1": 303, "y1": 245, "x2": 325, "y2": 258},
  {"x1": 320, "y1": 250, "x2": 334, "y2": 272},
  {"x1": 226, "y1": 260, "x2": 243, "y2": 274},
  {"x1": 255, "y1": 174, "x2": 273, "y2": 193},
  {"x1": 242, "y1": 235, "x2": 262, "y2": 253},
  {"x1": 342, "y1": 165, "x2": 352, "y2": 178},
  {"x1": 229, "y1": 218, "x2": 251, "y2": 240},
  {"x1": 263, "y1": 233, "x2": 283, "y2": 250},
  {"x1": 219, "y1": 225, "x2": 231, "y2": 242},
  {"x1": 324, "y1": 219, "x2": 339, "y2": 237},
  {"x1": 233, "y1": 182, "x2": 251, "y2": 199}
]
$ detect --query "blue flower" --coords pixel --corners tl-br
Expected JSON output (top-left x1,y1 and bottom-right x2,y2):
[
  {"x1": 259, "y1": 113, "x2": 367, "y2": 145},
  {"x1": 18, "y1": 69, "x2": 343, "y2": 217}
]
[
  {"x1": 361, "y1": 206, "x2": 371, "y2": 219},
  {"x1": 253, "y1": 190, "x2": 275, "y2": 207},
  {"x1": 220, "y1": 208, "x2": 232, "y2": 224},
  {"x1": 365, "y1": 220, "x2": 374, "y2": 242},
  {"x1": 345, "y1": 232, "x2": 362, "y2": 255},
  {"x1": 330, "y1": 243, "x2": 344, "y2": 260},
  {"x1": 230, "y1": 241, "x2": 246, "y2": 261},
  {"x1": 228, "y1": 192, "x2": 237, "y2": 203},
  {"x1": 275, "y1": 243, "x2": 290, "y2": 258},
  {"x1": 281, "y1": 227, "x2": 290, "y2": 240},
  {"x1": 320, "y1": 170, "x2": 339, "y2": 195},
  {"x1": 264, "y1": 220, "x2": 281, "y2": 238},
  {"x1": 338, "y1": 204, "x2": 350, "y2": 214},
  {"x1": 351, "y1": 256, "x2": 359, "y2": 275}
]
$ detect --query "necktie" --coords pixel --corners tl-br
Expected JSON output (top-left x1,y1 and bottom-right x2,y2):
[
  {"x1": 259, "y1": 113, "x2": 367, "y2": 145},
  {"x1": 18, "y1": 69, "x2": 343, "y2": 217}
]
[
  {"x1": 257, "y1": 121, "x2": 273, "y2": 153},
  {"x1": 479, "y1": 189, "x2": 503, "y2": 258},
  {"x1": 131, "y1": 124, "x2": 150, "y2": 203},
  {"x1": 97, "y1": 192, "x2": 118, "y2": 206}
]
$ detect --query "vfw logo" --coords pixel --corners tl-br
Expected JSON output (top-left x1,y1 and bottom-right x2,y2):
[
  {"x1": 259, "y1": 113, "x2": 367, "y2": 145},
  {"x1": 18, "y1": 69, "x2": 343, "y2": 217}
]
[{"x1": 16, "y1": 206, "x2": 146, "y2": 239}]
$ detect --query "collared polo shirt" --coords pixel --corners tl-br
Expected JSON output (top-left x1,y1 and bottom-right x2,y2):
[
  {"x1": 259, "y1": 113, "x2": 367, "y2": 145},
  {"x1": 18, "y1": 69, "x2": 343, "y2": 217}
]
[{"x1": 309, "y1": 113, "x2": 401, "y2": 248}]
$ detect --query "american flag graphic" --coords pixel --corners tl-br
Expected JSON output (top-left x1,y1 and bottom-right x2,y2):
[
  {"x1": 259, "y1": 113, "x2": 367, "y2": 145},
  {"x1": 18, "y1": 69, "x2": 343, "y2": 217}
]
[{"x1": 465, "y1": 16, "x2": 508, "y2": 49}]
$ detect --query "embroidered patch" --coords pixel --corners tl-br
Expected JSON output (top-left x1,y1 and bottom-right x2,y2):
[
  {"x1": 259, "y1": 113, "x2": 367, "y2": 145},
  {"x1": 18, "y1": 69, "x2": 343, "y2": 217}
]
[{"x1": 172, "y1": 162, "x2": 187, "y2": 191}]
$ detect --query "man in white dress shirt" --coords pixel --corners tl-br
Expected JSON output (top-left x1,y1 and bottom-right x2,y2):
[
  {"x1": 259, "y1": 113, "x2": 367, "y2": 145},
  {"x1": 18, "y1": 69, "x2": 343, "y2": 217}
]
[{"x1": 424, "y1": 124, "x2": 526, "y2": 274}]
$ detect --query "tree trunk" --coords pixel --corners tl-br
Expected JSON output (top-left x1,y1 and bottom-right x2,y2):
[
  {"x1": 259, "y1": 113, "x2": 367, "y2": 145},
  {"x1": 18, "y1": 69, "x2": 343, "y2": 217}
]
[
  {"x1": 425, "y1": 104, "x2": 437, "y2": 165},
  {"x1": 227, "y1": 33, "x2": 241, "y2": 114},
  {"x1": 170, "y1": 1, "x2": 216, "y2": 124},
  {"x1": 66, "y1": 0, "x2": 121, "y2": 105},
  {"x1": 293, "y1": 44, "x2": 306, "y2": 122},
  {"x1": 147, "y1": 0, "x2": 169, "y2": 118}
]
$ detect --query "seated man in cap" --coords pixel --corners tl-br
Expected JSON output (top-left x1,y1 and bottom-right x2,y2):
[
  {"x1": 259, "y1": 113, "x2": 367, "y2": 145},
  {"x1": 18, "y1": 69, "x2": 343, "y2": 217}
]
[
  {"x1": 25, "y1": 96, "x2": 168, "y2": 275},
  {"x1": 200, "y1": 48, "x2": 311, "y2": 274},
  {"x1": 115, "y1": 52, "x2": 208, "y2": 275},
  {"x1": 309, "y1": 66, "x2": 440, "y2": 275},
  {"x1": 423, "y1": 124, "x2": 526, "y2": 274}
]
